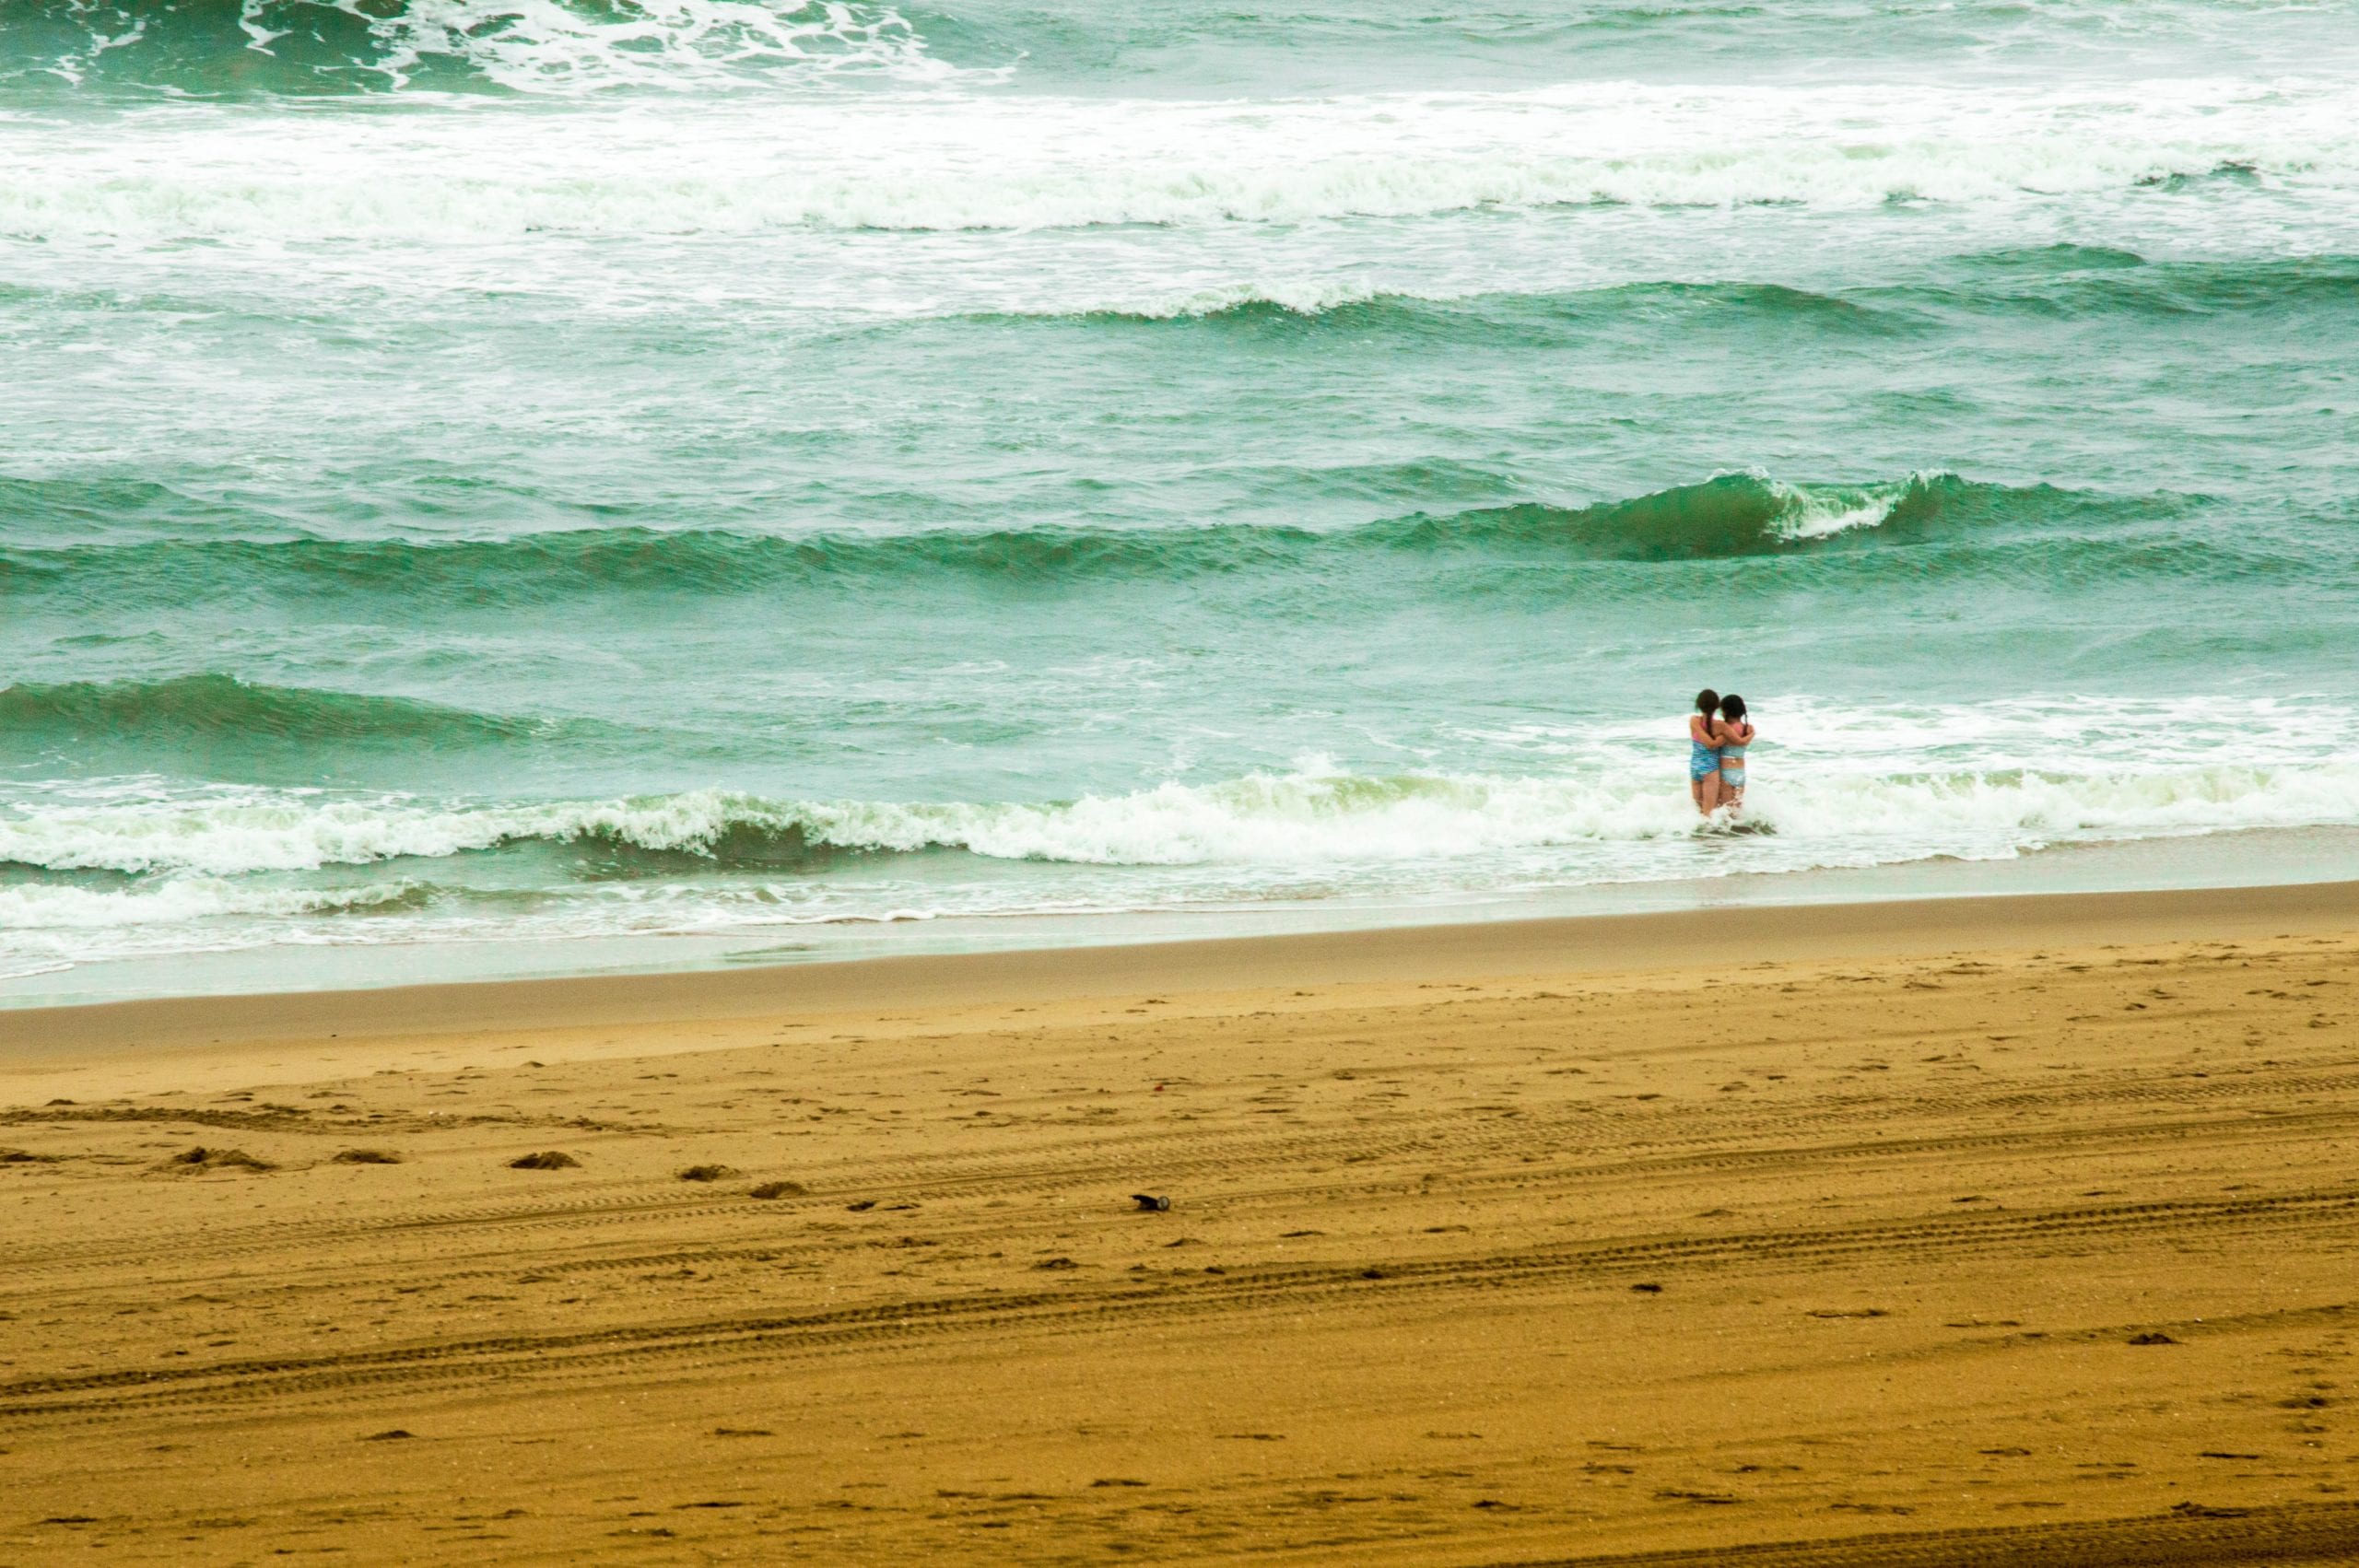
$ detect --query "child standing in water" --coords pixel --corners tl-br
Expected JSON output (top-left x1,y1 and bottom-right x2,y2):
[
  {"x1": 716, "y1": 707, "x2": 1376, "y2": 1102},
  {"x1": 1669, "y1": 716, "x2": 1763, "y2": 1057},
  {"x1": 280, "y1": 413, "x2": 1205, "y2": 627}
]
[
  {"x1": 1716, "y1": 694, "x2": 1755, "y2": 816},
  {"x1": 1687, "y1": 688, "x2": 1723, "y2": 816}
]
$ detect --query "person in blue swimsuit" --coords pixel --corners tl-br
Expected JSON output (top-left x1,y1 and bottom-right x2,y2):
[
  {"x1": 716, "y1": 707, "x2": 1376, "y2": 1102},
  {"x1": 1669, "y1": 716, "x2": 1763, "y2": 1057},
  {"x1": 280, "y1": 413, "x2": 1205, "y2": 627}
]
[
  {"x1": 1687, "y1": 687, "x2": 1724, "y2": 816},
  {"x1": 1716, "y1": 693, "x2": 1755, "y2": 817}
]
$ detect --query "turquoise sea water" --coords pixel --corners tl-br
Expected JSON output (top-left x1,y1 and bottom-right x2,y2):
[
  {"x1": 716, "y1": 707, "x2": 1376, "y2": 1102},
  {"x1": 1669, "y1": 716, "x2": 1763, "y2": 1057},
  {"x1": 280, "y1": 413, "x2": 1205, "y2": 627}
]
[{"x1": 2, "y1": 0, "x2": 2356, "y2": 992}]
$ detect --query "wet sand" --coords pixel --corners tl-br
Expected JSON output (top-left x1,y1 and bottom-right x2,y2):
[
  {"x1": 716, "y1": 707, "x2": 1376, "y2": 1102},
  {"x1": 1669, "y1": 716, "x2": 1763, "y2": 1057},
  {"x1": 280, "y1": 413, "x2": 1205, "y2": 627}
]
[{"x1": 5, "y1": 883, "x2": 2359, "y2": 1564}]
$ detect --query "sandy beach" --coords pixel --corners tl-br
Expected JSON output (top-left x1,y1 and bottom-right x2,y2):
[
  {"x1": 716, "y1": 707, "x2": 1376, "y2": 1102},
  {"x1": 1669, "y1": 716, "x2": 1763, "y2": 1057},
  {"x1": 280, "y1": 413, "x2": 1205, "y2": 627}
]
[{"x1": 5, "y1": 882, "x2": 2359, "y2": 1564}]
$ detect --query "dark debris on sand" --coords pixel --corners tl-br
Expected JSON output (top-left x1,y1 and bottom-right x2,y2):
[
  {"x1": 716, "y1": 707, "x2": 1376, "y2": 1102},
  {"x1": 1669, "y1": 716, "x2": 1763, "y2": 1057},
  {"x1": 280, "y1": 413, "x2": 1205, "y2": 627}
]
[
  {"x1": 509, "y1": 1151, "x2": 580, "y2": 1170},
  {"x1": 163, "y1": 1146, "x2": 275, "y2": 1173}
]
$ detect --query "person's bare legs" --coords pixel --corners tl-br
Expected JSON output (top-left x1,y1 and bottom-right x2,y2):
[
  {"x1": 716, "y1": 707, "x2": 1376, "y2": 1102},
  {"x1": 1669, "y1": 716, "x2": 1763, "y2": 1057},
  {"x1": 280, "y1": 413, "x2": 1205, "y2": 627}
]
[{"x1": 1691, "y1": 769, "x2": 1719, "y2": 816}]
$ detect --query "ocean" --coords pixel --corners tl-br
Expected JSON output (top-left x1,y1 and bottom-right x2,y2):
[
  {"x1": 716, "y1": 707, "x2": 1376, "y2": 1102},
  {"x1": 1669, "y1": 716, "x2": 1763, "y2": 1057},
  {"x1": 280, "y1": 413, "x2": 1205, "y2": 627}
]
[{"x1": 3, "y1": 0, "x2": 2356, "y2": 1001}]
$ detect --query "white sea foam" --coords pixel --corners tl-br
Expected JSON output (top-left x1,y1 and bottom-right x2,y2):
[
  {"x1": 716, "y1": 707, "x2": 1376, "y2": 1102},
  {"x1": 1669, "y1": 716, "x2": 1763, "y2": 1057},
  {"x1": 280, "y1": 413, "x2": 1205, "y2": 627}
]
[
  {"x1": 26, "y1": 0, "x2": 963, "y2": 95},
  {"x1": 7, "y1": 753, "x2": 2358, "y2": 889},
  {"x1": 0, "y1": 877, "x2": 424, "y2": 929},
  {"x1": 302, "y1": 0, "x2": 964, "y2": 93},
  {"x1": 4, "y1": 75, "x2": 2353, "y2": 244},
  {"x1": 1768, "y1": 478, "x2": 1915, "y2": 541}
]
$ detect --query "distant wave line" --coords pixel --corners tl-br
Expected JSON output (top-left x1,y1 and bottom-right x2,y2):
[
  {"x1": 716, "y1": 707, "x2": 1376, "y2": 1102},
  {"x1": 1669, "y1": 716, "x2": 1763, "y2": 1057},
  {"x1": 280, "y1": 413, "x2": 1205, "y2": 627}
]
[{"x1": 0, "y1": 474, "x2": 2248, "y2": 613}]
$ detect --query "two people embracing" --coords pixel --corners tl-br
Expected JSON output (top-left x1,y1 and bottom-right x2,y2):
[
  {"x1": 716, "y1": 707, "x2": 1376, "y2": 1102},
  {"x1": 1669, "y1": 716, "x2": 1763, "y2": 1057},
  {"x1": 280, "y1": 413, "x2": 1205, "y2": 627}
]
[{"x1": 1685, "y1": 688, "x2": 1755, "y2": 818}]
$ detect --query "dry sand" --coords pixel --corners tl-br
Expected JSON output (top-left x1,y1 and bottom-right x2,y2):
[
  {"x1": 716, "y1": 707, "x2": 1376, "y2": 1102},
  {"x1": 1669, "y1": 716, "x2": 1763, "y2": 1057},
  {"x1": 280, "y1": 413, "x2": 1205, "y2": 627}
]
[{"x1": 5, "y1": 883, "x2": 2359, "y2": 1565}]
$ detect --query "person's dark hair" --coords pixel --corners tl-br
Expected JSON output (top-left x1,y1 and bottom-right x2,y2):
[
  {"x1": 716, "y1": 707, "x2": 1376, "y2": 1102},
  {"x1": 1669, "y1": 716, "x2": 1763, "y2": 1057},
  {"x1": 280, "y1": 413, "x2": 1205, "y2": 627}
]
[
  {"x1": 1719, "y1": 694, "x2": 1747, "y2": 721},
  {"x1": 1695, "y1": 688, "x2": 1719, "y2": 716}
]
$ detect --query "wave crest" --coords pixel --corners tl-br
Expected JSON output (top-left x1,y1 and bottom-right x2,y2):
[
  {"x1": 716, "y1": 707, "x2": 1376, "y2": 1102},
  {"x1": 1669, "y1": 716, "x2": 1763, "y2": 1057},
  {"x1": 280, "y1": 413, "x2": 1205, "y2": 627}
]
[
  {"x1": 1389, "y1": 472, "x2": 1946, "y2": 557},
  {"x1": 2, "y1": 474, "x2": 2168, "y2": 619},
  {"x1": 2, "y1": 0, "x2": 958, "y2": 96},
  {"x1": 0, "y1": 673, "x2": 545, "y2": 752},
  {"x1": 0, "y1": 878, "x2": 431, "y2": 930}
]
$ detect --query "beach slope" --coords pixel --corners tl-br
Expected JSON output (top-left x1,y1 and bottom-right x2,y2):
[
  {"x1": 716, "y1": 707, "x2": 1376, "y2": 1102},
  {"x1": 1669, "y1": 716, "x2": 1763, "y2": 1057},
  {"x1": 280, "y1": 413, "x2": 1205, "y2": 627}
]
[{"x1": 5, "y1": 883, "x2": 2359, "y2": 1563}]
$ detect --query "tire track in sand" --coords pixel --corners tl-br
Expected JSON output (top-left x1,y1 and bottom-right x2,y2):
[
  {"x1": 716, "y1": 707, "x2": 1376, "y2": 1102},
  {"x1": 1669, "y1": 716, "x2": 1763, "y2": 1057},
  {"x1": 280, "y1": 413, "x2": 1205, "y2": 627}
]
[{"x1": 6, "y1": 1184, "x2": 2356, "y2": 1426}]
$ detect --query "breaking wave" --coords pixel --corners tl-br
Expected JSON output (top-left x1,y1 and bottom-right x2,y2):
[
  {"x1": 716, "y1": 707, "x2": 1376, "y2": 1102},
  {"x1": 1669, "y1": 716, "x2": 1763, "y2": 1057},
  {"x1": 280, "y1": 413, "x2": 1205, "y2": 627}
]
[
  {"x1": 9, "y1": 760, "x2": 2359, "y2": 886},
  {"x1": 1051, "y1": 253, "x2": 2359, "y2": 326},
  {"x1": 0, "y1": 475, "x2": 2202, "y2": 618},
  {"x1": 0, "y1": 877, "x2": 432, "y2": 930},
  {"x1": 0, "y1": 0, "x2": 961, "y2": 97}
]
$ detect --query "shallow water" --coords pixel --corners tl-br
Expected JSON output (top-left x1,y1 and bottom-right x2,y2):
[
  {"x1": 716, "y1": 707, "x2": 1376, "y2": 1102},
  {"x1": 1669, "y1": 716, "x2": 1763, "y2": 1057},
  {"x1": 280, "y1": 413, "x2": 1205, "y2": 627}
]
[{"x1": 3, "y1": 0, "x2": 2356, "y2": 991}]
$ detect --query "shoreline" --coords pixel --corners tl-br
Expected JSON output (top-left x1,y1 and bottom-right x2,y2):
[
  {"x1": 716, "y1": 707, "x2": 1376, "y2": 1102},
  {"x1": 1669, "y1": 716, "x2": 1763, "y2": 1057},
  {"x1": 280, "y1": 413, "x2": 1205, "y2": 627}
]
[
  {"x1": 6, "y1": 875, "x2": 2353, "y2": 1071},
  {"x1": 12, "y1": 820, "x2": 2357, "y2": 1017}
]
